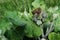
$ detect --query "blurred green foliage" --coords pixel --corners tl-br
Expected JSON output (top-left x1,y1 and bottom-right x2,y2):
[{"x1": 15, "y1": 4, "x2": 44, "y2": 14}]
[{"x1": 0, "y1": 0, "x2": 60, "y2": 40}]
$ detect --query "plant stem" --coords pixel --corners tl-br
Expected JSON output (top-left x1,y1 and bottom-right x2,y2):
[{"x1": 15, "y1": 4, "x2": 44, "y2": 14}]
[
  {"x1": 41, "y1": 24, "x2": 45, "y2": 38},
  {"x1": 45, "y1": 22, "x2": 54, "y2": 37},
  {"x1": 38, "y1": 37, "x2": 41, "y2": 40}
]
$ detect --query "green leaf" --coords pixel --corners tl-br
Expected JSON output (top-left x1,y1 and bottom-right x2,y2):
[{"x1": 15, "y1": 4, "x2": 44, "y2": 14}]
[
  {"x1": 0, "y1": 18, "x2": 12, "y2": 34},
  {"x1": 48, "y1": 32, "x2": 60, "y2": 40},
  {"x1": 54, "y1": 13, "x2": 60, "y2": 32},
  {"x1": 25, "y1": 20, "x2": 42, "y2": 38},
  {"x1": 32, "y1": 0, "x2": 40, "y2": 8},
  {"x1": 4, "y1": 11, "x2": 27, "y2": 26}
]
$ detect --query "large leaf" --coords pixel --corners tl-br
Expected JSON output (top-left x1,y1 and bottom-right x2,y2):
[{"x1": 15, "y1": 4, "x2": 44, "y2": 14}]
[
  {"x1": 48, "y1": 32, "x2": 60, "y2": 40},
  {"x1": 4, "y1": 11, "x2": 27, "y2": 27},
  {"x1": 25, "y1": 20, "x2": 42, "y2": 38}
]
